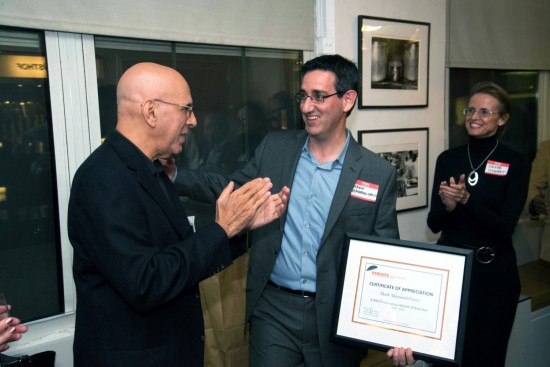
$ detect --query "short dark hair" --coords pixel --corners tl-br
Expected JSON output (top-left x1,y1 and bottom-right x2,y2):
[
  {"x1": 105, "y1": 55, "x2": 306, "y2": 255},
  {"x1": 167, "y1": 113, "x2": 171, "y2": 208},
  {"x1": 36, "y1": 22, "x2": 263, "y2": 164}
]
[
  {"x1": 301, "y1": 54, "x2": 359, "y2": 116},
  {"x1": 469, "y1": 81, "x2": 511, "y2": 115}
]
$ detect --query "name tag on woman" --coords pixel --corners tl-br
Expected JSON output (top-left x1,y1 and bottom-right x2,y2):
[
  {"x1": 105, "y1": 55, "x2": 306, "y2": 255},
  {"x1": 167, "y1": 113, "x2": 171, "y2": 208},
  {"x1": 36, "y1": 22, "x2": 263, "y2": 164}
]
[{"x1": 485, "y1": 160, "x2": 509, "y2": 176}]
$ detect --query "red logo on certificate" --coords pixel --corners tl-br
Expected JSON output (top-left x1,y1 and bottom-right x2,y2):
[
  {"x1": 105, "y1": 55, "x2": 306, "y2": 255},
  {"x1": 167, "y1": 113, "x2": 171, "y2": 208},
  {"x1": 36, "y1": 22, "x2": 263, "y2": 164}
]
[
  {"x1": 485, "y1": 160, "x2": 509, "y2": 176},
  {"x1": 351, "y1": 180, "x2": 379, "y2": 202}
]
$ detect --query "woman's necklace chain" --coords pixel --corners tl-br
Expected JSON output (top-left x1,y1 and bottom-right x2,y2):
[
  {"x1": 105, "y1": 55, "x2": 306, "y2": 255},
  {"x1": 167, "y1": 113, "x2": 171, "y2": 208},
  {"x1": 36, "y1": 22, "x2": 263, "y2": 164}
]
[{"x1": 467, "y1": 140, "x2": 499, "y2": 186}]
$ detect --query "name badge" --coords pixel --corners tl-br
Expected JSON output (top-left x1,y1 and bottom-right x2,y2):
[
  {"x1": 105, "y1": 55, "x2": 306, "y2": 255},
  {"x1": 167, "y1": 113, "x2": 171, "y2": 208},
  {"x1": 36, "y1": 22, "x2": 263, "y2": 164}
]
[
  {"x1": 485, "y1": 160, "x2": 509, "y2": 176},
  {"x1": 351, "y1": 180, "x2": 379, "y2": 202}
]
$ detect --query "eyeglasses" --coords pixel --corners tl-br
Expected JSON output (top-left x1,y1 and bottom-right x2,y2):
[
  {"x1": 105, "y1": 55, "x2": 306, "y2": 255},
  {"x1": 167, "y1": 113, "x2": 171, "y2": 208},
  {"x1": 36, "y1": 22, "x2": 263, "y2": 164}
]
[
  {"x1": 295, "y1": 91, "x2": 341, "y2": 104},
  {"x1": 154, "y1": 99, "x2": 193, "y2": 117},
  {"x1": 462, "y1": 107, "x2": 501, "y2": 118}
]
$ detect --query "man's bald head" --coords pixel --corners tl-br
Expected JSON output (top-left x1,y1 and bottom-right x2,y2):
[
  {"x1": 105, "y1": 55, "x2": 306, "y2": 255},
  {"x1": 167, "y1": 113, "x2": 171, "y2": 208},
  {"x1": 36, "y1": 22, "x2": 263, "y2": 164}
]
[
  {"x1": 117, "y1": 63, "x2": 189, "y2": 115},
  {"x1": 115, "y1": 63, "x2": 196, "y2": 160}
]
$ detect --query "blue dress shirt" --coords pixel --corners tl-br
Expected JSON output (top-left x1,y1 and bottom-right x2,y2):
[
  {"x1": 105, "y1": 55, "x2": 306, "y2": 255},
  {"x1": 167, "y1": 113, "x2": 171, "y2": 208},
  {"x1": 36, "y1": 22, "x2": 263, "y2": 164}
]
[{"x1": 270, "y1": 131, "x2": 350, "y2": 292}]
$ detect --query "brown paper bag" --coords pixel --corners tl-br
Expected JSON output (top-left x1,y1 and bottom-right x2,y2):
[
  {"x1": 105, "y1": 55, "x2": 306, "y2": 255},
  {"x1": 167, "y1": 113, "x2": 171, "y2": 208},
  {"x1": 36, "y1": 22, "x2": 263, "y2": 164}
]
[{"x1": 200, "y1": 251, "x2": 249, "y2": 367}]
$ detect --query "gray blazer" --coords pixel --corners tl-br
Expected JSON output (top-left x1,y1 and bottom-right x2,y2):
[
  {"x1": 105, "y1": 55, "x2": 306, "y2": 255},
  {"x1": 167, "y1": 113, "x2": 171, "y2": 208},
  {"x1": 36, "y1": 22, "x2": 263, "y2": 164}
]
[{"x1": 176, "y1": 130, "x2": 399, "y2": 366}]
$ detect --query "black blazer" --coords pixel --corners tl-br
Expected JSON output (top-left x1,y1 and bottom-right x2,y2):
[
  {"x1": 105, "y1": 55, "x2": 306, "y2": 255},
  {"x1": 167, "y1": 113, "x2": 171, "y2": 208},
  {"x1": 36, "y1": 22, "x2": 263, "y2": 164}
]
[
  {"x1": 176, "y1": 130, "x2": 399, "y2": 366},
  {"x1": 68, "y1": 131, "x2": 242, "y2": 367}
]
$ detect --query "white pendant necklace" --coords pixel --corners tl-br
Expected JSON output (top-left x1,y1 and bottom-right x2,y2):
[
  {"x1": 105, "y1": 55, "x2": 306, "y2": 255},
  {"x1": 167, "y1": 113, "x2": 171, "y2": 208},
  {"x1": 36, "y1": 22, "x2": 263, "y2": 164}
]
[{"x1": 467, "y1": 140, "x2": 499, "y2": 186}]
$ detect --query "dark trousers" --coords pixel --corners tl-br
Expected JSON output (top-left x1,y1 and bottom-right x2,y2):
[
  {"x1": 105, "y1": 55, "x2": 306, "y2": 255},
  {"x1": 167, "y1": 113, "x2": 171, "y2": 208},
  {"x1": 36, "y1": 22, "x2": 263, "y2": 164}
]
[
  {"x1": 249, "y1": 283, "x2": 324, "y2": 367},
  {"x1": 461, "y1": 268, "x2": 520, "y2": 367}
]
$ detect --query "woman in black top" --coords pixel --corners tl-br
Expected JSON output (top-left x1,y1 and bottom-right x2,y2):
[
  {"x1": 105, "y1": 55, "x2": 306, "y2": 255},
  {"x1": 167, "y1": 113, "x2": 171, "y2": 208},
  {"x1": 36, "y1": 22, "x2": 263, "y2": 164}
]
[{"x1": 427, "y1": 82, "x2": 531, "y2": 366}]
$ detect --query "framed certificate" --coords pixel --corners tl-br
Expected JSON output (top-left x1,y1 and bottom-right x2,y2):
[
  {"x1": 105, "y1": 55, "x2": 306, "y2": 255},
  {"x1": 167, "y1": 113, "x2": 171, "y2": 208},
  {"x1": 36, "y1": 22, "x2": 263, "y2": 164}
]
[{"x1": 332, "y1": 234, "x2": 473, "y2": 366}]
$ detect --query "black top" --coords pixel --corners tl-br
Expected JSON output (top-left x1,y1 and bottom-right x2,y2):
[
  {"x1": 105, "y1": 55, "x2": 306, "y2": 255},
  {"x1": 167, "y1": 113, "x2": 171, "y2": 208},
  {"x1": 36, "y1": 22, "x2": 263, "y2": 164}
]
[{"x1": 427, "y1": 134, "x2": 531, "y2": 271}]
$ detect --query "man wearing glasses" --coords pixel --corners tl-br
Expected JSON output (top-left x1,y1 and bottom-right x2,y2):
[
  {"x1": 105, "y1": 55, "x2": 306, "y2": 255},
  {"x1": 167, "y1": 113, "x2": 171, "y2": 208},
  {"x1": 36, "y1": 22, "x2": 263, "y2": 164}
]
[
  {"x1": 176, "y1": 55, "x2": 413, "y2": 366},
  {"x1": 68, "y1": 62, "x2": 288, "y2": 367}
]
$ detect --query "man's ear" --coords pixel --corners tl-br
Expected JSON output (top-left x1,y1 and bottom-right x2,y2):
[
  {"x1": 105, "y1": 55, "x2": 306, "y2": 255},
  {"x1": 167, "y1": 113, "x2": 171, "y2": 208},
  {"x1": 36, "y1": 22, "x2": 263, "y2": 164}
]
[
  {"x1": 141, "y1": 99, "x2": 157, "y2": 127},
  {"x1": 343, "y1": 90, "x2": 358, "y2": 114}
]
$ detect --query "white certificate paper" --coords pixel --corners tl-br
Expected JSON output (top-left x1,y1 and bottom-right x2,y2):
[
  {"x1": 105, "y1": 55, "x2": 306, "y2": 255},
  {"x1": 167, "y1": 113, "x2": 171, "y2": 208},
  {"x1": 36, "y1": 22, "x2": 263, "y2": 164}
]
[
  {"x1": 333, "y1": 235, "x2": 472, "y2": 366},
  {"x1": 355, "y1": 259, "x2": 446, "y2": 338}
]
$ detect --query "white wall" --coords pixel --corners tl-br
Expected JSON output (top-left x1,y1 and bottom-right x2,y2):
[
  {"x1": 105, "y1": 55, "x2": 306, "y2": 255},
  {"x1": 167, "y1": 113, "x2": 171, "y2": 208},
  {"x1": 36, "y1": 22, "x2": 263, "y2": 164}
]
[{"x1": 330, "y1": 0, "x2": 447, "y2": 243}]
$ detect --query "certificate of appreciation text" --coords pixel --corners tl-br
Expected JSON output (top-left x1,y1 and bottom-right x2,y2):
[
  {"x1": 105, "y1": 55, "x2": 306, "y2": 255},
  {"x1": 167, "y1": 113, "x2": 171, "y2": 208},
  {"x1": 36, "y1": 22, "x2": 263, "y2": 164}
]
[
  {"x1": 354, "y1": 259, "x2": 447, "y2": 339},
  {"x1": 332, "y1": 234, "x2": 472, "y2": 366}
]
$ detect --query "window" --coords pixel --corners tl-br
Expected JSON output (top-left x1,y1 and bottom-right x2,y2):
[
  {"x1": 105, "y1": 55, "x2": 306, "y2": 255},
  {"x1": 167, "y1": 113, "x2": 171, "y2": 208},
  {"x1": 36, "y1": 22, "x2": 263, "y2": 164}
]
[
  {"x1": 0, "y1": 30, "x2": 302, "y2": 326},
  {"x1": 95, "y1": 37, "x2": 302, "y2": 169},
  {"x1": 0, "y1": 28, "x2": 64, "y2": 322},
  {"x1": 448, "y1": 69, "x2": 538, "y2": 161},
  {"x1": 95, "y1": 37, "x2": 303, "y2": 228}
]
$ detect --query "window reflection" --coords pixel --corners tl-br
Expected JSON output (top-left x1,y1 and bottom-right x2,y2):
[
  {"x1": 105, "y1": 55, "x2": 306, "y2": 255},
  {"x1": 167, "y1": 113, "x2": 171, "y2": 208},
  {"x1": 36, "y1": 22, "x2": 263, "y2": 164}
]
[
  {"x1": 95, "y1": 37, "x2": 303, "y2": 229},
  {"x1": 449, "y1": 69, "x2": 538, "y2": 161},
  {"x1": 0, "y1": 29, "x2": 63, "y2": 322}
]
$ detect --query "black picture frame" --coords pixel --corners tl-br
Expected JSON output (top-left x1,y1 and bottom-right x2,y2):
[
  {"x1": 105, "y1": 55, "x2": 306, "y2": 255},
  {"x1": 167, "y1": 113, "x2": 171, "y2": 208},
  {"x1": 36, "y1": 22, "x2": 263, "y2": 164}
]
[
  {"x1": 358, "y1": 128, "x2": 429, "y2": 212},
  {"x1": 358, "y1": 16, "x2": 430, "y2": 108},
  {"x1": 332, "y1": 234, "x2": 473, "y2": 366}
]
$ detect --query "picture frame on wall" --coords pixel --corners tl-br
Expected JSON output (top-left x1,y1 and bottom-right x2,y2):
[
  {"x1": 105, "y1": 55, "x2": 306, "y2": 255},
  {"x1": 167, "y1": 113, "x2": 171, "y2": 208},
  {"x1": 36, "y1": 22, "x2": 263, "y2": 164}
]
[
  {"x1": 358, "y1": 128, "x2": 429, "y2": 212},
  {"x1": 358, "y1": 16, "x2": 430, "y2": 108}
]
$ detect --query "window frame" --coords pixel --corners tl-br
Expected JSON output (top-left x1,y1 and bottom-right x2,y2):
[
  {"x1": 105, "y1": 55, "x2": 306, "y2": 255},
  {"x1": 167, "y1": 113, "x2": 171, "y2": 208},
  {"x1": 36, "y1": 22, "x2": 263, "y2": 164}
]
[{"x1": 9, "y1": 30, "x2": 100, "y2": 354}]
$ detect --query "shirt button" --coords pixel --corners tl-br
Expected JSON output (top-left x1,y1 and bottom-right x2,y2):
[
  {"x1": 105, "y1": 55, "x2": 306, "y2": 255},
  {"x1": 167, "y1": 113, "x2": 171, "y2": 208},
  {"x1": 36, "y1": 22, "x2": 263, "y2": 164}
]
[
  {"x1": 304, "y1": 251, "x2": 309, "y2": 256},
  {"x1": 304, "y1": 223, "x2": 310, "y2": 228}
]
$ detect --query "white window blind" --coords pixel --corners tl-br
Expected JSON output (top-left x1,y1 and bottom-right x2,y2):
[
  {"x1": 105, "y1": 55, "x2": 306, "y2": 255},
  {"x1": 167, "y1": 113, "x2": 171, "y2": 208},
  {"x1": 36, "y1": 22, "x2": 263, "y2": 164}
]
[
  {"x1": 448, "y1": 0, "x2": 550, "y2": 69},
  {"x1": 0, "y1": 0, "x2": 314, "y2": 51}
]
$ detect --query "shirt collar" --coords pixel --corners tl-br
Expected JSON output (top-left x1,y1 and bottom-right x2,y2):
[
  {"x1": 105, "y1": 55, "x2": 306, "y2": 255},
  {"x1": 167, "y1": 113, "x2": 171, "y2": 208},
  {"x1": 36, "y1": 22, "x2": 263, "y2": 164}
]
[
  {"x1": 151, "y1": 159, "x2": 165, "y2": 177},
  {"x1": 302, "y1": 129, "x2": 350, "y2": 165}
]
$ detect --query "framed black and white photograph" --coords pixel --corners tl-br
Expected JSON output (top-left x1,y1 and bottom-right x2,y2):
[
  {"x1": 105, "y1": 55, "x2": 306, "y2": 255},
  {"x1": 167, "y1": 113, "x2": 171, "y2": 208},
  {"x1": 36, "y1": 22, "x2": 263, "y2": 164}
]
[
  {"x1": 358, "y1": 16, "x2": 430, "y2": 108},
  {"x1": 332, "y1": 234, "x2": 473, "y2": 366},
  {"x1": 358, "y1": 128, "x2": 428, "y2": 212}
]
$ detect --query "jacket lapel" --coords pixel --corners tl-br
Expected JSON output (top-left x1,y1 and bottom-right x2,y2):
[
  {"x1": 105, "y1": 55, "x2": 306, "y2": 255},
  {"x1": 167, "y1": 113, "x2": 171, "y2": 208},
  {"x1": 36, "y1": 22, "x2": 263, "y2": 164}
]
[
  {"x1": 107, "y1": 131, "x2": 190, "y2": 239},
  {"x1": 279, "y1": 131, "x2": 308, "y2": 233},
  {"x1": 320, "y1": 138, "x2": 362, "y2": 245},
  {"x1": 139, "y1": 171, "x2": 190, "y2": 237}
]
